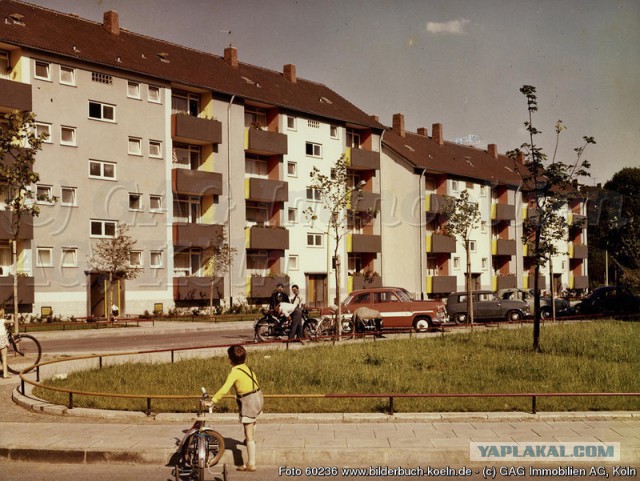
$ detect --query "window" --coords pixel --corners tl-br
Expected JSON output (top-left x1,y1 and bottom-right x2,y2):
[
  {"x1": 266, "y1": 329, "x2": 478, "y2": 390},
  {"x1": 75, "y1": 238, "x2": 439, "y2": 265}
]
[
  {"x1": 453, "y1": 257, "x2": 461, "y2": 269},
  {"x1": 149, "y1": 140, "x2": 162, "y2": 158},
  {"x1": 288, "y1": 208, "x2": 297, "y2": 224},
  {"x1": 245, "y1": 156, "x2": 268, "y2": 177},
  {"x1": 305, "y1": 142, "x2": 322, "y2": 157},
  {"x1": 173, "y1": 143, "x2": 201, "y2": 169},
  {"x1": 128, "y1": 137, "x2": 142, "y2": 155},
  {"x1": 60, "y1": 126, "x2": 76, "y2": 146},
  {"x1": 308, "y1": 120, "x2": 320, "y2": 129},
  {"x1": 61, "y1": 187, "x2": 77, "y2": 206},
  {"x1": 60, "y1": 66, "x2": 76, "y2": 86},
  {"x1": 36, "y1": 247, "x2": 53, "y2": 267},
  {"x1": 0, "y1": 51, "x2": 9, "y2": 79},
  {"x1": 148, "y1": 85, "x2": 161, "y2": 103},
  {"x1": 246, "y1": 202, "x2": 269, "y2": 224},
  {"x1": 150, "y1": 251, "x2": 163, "y2": 268},
  {"x1": 36, "y1": 185, "x2": 53, "y2": 204},
  {"x1": 172, "y1": 91, "x2": 200, "y2": 116},
  {"x1": 127, "y1": 81, "x2": 141, "y2": 99},
  {"x1": 469, "y1": 240, "x2": 477, "y2": 252},
  {"x1": 173, "y1": 196, "x2": 201, "y2": 223},
  {"x1": 306, "y1": 187, "x2": 321, "y2": 201},
  {"x1": 91, "y1": 71, "x2": 112, "y2": 84},
  {"x1": 287, "y1": 162, "x2": 297, "y2": 177},
  {"x1": 452, "y1": 180, "x2": 459, "y2": 192},
  {"x1": 90, "y1": 219, "x2": 117, "y2": 238},
  {"x1": 61, "y1": 248, "x2": 78, "y2": 267},
  {"x1": 35, "y1": 123, "x2": 51, "y2": 143},
  {"x1": 174, "y1": 249, "x2": 203, "y2": 277},
  {"x1": 89, "y1": 101, "x2": 116, "y2": 122},
  {"x1": 34, "y1": 61, "x2": 51, "y2": 80},
  {"x1": 480, "y1": 185, "x2": 488, "y2": 197},
  {"x1": 244, "y1": 106, "x2": 267, "y2": 129},
  {"x1": 346, "y1": 129, "x2": 361, "y2": 148},
  {"x1": 482, "y1": 258, "x2": 488, "y2": 270},
  {"x1": 129, "y1": 193, "x2": 142, "y2": 211},
  {"x1": 330, "y1": 125, "x2": 339, "y2": 139},
  {"x1": 288, "y1": 255, "x2": 299, "y2": 271},
  {"x1": 89, "y1": 160, "x2": 116, "y2": 180},
  {"x1": 150, "y1": 195, "x2": 163, "y2": 212},
  {"x1": 481, "y1": 221, "x2": 488, "y2": 234},
  {"x1": 286, "y1": 116, "x2": 296, "y2": 130},
  {"x1": 129, "y1": 250, "x2": 143, "y2": 268},
  {"x1": 307, "y1": 233, "x2": 323, "y2": 247}
]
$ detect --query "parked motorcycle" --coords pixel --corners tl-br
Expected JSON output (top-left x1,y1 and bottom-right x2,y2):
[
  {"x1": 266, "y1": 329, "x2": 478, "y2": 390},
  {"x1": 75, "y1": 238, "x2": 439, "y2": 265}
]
[{"x1": 254, "y1": 308, "x2": 319, "y2": 342}]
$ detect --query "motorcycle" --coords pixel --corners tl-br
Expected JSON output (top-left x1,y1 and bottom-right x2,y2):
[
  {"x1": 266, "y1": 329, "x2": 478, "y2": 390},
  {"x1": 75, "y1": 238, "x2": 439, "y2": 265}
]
[{"x1": 254, "y1": 308, "x2": 319, "y2": 342}]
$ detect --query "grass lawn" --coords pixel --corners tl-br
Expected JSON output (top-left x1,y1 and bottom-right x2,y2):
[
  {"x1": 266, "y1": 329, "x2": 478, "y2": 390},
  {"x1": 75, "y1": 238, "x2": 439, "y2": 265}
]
[{"x1": 35, "y1": 321, "x2": 640, "y2": 413}]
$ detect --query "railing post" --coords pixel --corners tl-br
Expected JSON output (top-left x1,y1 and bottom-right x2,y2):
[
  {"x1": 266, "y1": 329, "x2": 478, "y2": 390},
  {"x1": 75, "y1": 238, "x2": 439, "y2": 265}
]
[
  {"x1": 36, "y1": 365, "x2": 40, "y2": 383},
  {"x1": 68, "y1": 392, "x2": 73, "y2": 409},
  {"x1": 388, "y1": 396, "x2": 394, "y2": 415},
  {"x1": 20, "y1": 378, "x2": 25, "y2": 395},
  {"x1": 147, "y1": 397, "x2": 152, "y2": 416},
  {"x1": 532, "y1": 395, "x2": 537, "y2": 414},
  {"x1": 99, "y1": 356, "x2": 103, "y2": 369},
  {"x1": 171, "y1": 350, "x2": 175, "y2": 364}
]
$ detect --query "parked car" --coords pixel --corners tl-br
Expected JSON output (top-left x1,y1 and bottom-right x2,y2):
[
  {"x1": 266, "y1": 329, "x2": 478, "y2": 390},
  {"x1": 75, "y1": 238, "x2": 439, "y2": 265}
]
[
  {"x1": 321, "y1": 286, "x2": 447, "y2": 331},
  {"x1": 574, "y1": 286, "x2": 640, "y2": 316},
  {"x1": 446, "y1": 290, "x2": 530, "y2": 323},
  {"x1": 497, "y1": 288, "x2": 572, "y2": 319}
]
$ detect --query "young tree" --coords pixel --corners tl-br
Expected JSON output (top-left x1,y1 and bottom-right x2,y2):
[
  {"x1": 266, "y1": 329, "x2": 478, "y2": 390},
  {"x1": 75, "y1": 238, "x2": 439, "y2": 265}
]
[
  {"x1": 304, "y1": 154, "x2": 364, "y2": 336},
  {"x1": 0, "y1": 111, "x2": 54, "y2": 333},
  {"x1": 202, "y1": 225, "x2": 237, "y2": 316},
  {"x1": 87, "y1": 224, "x2": 140, "y2": 322},
  {"x1": 442, "y1": 190, "x2": 481, "y2": 324},
  {"x1": 507, "y1": 85, "x2": 594, "y2": 351}
]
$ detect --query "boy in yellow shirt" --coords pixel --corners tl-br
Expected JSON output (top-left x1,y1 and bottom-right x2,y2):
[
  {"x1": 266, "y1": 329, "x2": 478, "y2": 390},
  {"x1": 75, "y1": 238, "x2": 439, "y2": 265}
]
[{"x1": 211, "y1": 345, "x2": 263, "y2": 472}]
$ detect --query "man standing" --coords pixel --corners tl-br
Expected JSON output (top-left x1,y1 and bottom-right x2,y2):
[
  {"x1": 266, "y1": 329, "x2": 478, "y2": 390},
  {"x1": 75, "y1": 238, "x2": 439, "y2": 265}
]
[
  {"x1": 269, "y1": 283, "x2": 289, "y2": 310},
  {"x1": 288, "y1": 284, "x2": 305, "y2": 341}
]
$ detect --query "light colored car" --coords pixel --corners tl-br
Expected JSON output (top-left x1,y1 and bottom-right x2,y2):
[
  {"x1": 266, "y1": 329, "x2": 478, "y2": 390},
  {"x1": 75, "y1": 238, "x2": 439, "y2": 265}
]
[
  {"x1": 497, "y1": 288, "x2": 572, "y2": 319},
  {"x1": 446, "y1": 290, "x2": 530, "y2": 323},
  {"x1": 321, "y1": 287, "x2": 447, "y2": 331}
]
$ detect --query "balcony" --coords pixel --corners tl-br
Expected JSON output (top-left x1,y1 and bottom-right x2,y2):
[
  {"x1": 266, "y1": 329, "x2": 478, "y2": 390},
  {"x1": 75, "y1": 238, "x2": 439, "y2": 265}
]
[
  {"x1": 425, "y1": 193, "x2": 450, "y2": 214},
  {"x1": 0, "y1": 212, "x2": 33, "y2": 240},
  {"x1": 173, "y1": 223, "x2": 223, "y2": 249},
  {"x1": 350, "y1": 191, "x2": 381, "y2": 213},
  {"x1": 172, "y1": 114, "x2": 222, "y2": 145},
  {"x1": 347, "y1": 234, "x2": 381, "y2": 253},
  {"x1": 346, "y1": 147, "x2": 380, "y2": 171},
  {"x1": 570, "y1": 275, "x2": 589, "y2": 290},
  {"x1": 172, "y1": 168, "x2": 222, "y2": 197},
  {"x1": 247, "y1": 275, "x2": 289, "y2": 299},
  {"x1": 0, "y1": 78, "x2": 32, "y2": 112},
  {"x1": 348, "y1": 274, "x2": 383, "y2": 292},
  {"x1": 493, "y1": 275, "x2": 517, "y2": 290},
  {"x1": 492, "y1": 203, "x2": 516, "y2": 221},
  {"x1": 244, "y1": 128, "x2": 288, "y2": 156},
  {"x1": 570, "y1": 244, "x2": 588, "y2": 259},
  {"x1": 246, "y1": 225, "x2": 289, "y2": 251},
  {"x1": 426, "y1": 234, "x2": 456, "y2": 253},
  {"x1": 524, "y1": 275, "x2": 547, "y2": 290},
  {"x1": 426, "y1": 275, "x2": 457, "y2": 294},
  {"x1": 492, "y1": 239, "x2": 516, "y2": 256},
  {"x1": 173, "y1": 276, "x2": 223, "y2": 302},
  {"x1": 569, "y1": 214, "x2": 587, "y2": 226},
  {"x1": 0, "y1": 276, "x2": 34, "y2": 306},
  {"x1": 244, "y1": 177, "x2": 288, "y2": 203}
]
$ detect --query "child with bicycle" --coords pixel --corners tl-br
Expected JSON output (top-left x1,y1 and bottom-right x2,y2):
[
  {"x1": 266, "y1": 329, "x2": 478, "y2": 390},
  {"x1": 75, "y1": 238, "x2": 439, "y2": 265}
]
[{"x1": 210, "y1": 345, "x2": 263, "y2": 472}]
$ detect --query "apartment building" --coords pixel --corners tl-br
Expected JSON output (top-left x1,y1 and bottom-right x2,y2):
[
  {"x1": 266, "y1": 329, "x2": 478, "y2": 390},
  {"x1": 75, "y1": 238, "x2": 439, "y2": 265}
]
[{"x1": 0, "y1": 1, "x2": 384, "y2": 316}]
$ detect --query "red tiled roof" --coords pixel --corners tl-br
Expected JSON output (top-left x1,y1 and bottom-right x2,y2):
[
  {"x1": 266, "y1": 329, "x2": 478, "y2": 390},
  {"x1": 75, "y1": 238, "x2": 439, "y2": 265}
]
[
  {"x1": 383, "y1": 128, "x2": 523, "y2": 187},
  {"x1": 0, "y1": 0, "x2": 383, "y2": 130}
]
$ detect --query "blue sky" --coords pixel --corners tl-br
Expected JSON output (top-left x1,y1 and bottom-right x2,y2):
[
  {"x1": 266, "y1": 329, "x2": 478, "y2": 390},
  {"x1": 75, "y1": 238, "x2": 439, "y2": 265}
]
[{"x1": 28, "y1": 0, "x2": 640, "y2": 185}]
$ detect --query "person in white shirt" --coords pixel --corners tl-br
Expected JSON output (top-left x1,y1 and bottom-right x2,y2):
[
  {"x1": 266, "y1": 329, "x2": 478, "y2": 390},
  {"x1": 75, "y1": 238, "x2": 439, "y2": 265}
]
[{"x1": 288, "y1": 284, "x2": 305, "y2": 341}]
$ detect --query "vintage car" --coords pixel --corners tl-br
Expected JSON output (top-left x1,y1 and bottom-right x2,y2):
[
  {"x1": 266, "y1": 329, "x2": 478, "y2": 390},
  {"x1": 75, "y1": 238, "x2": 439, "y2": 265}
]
[
  {"x1": 574, "y1": 286, "x2": 640, "y2": 316},
  {"x1": 446, "y1": 290, "x2": 530, "y2": 323},
  {"x1": 321, "y1": 286, "x2": 447, "y2": 331},
  {"x1": 497, "y1": 288, "x2": 572, "y2": 319}
]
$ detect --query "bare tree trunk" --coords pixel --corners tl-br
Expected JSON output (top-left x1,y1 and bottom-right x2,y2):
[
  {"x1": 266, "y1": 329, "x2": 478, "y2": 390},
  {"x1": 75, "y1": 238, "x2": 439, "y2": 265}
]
[
  {"x1": 533, "y1": 229, "x2": 542, "y2": 352},
  {"x1": 465, "y1": 240, "x2": 474, "y2": 325},
  {"x1": 11, "y1": 239, "x2": 18, "y2": 335}
]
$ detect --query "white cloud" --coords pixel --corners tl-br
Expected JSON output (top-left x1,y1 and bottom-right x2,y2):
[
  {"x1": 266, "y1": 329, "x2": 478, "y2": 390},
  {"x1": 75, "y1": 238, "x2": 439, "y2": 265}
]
[{"x1": 426, "y1": 18, "x2": 471, "y2": 35}]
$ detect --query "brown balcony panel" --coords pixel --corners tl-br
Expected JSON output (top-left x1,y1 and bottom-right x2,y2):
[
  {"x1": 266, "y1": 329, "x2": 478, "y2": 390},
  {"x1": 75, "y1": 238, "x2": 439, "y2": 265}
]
[
  {"x1": 527, "y1": 275, "x2": 547, "y2": 290},
  {"x1": 172, "y1": 169, "x2": 223, "y2": 196},
  {"x1": 173, "y1": 276, "x2": 223, "y2": 301},
  {"x1": 248, "y1": 226, "x2": 289, "y2": 250},
  {"x1": 250, "y1": 275, "x2": 289, "y2": 298},
  {"x1": 247, "y1": 177, "x2": 288, "y2": 203},
  {"x1": 352, "y1": 191, "x2": 381, "y2": 213},
  {"x1": 572, "y1": 244, "x2": 588, "y2": 259},
  {"x1": 172, "y1": 114, "x2": 222, "y2": 145},
  {"x1": 496, "y1": 275, "x2": 517, "y2": 290},
  {"x1": 173, "y1": 223, "x2": 223, "y2": 249},
  {"x1": 427, "y1": 194, "x2": 450, "y2": 214},
  {"x1": 430, "y1": 275, "x2": 457, "y2": 294},
  {"x1": 571, "y1": 214, "x2": 587, "y2": 226},
  {"x1": 0, "y1": 78, "x2": 32, "y2": 112},
  {"x1": 351, "y1": 275, "x2": 383, "y2": 291},
  {"x1": 494, "y1": 239, "x2": 516, "y2": 256},
  {"x1": 0, "y1": 212, "x2": 33, "y2": 240},
  {"x1": 430, "y1": 234, "x2": 456, "y2": 253},
  {"x1": 0, "y1": 276, "x2": 35, "y2": 305},
  {"x1": 494, "y1": 203, "x2": 516, "y2": 221},
  {"x1": 572, "y1": 275, "x2": 589, "y2": 290},
  {"x1": 349, "y1": 148, "x2": 380, "y2": 171},
  {"x1": 350, "y1": 234, "x2": 381, "y2": 253},
  {"x1": 247, "y1": 129, "x2": 288, "y2": 155}
]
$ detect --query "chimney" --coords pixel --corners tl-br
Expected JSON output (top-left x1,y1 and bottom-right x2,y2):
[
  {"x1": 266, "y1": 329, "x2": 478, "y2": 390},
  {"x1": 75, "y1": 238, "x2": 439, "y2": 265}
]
[
  {"x1": 283, "y1": 64, "x2": 297, "y2": 83},
  {"x1": 224, "y1": 46, "x2": 238, "y2": 67},
  {"x1": 392, "y1": 113, "x2": 405, "y2": 138},
  {"x1": 370, "y1": 115, "x2": 380, "y2": 122},
  {"x1": 103, "y1": 11, "x2": 119, "y2": 35},
  {"x1": 488, "y1": 143, "x2": 498, "y2": 159},
  {"x1": 516, "y1": 151, "x2": 525, "y2": 164},
  {"x1": 417, "y1": 127, "x2": 428, "y2": 137},
  {"x1": 432, "y1": 123, "x2": 444, "y2": 145}
]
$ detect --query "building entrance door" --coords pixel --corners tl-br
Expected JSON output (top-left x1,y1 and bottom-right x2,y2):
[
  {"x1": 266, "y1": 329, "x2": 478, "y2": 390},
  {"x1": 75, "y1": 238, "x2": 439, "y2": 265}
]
[
  {"x1": 305, "y1": 274, "x2": 327, "y2": 308},
  {"x1": 88, "y1": 273, "x2": 124, "y2": 319}
]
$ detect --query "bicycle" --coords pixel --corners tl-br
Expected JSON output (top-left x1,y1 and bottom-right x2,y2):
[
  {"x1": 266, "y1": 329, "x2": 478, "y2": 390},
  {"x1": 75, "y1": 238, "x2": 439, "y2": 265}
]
[
  {"x1": 315, "y1": 307, "x2": 355, "y2": 340},
  {"x1": 174, "y1": 388, "x2": 226, "y2": 481},
  {"x1": 4, "y1": 327, "x2": 42, "y2": 375}
]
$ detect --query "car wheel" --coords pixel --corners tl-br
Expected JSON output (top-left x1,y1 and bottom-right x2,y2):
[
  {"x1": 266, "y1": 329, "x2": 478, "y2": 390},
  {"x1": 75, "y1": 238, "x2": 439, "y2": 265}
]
[
  {"x1": 453, "y1": 313, "x2": 468, "y2": 324},
  {"x1": 413, "y1": 317, "x2": 431, "y2": 332},
  {"x1": 540, "y1": 307, "x2": 552, "y2": 320},
  {"x1": 506, "y1": 310, "x2": 523, "y2": 322}
]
